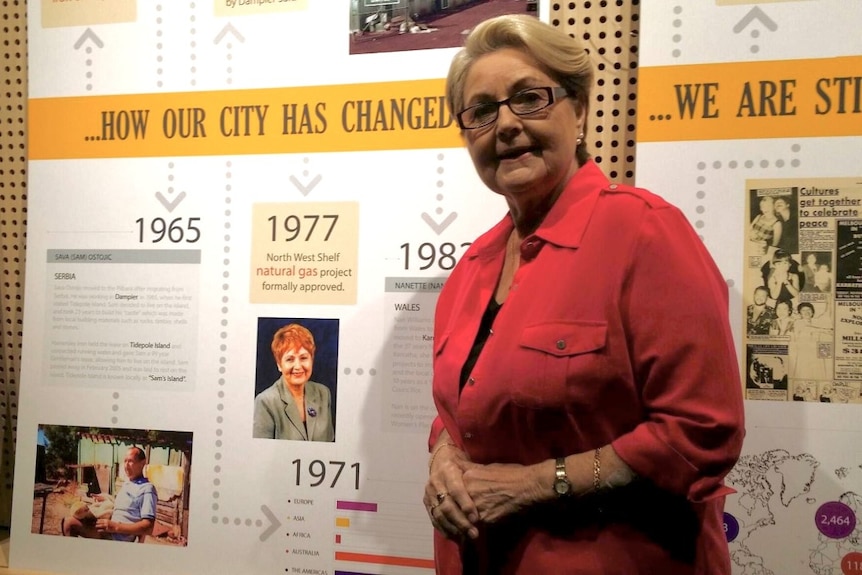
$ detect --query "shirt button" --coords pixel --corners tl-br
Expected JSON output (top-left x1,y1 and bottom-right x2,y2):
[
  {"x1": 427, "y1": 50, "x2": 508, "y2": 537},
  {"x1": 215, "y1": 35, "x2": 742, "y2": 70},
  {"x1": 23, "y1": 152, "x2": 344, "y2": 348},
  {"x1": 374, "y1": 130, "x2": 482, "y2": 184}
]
[
  {"x1": 609, "y1": 184, "x2": 618, "y2": 190},
  {"x1": 464, "y1": 432, "x2": 473, "y2": 439},
  {"x1": 556, "y1": 339, "x2": 566, "y2": 350},
  {"x1": 489, "y1": 328, "x2": 494, "y2": 335},
  {"x1": 521, "y1": 239, "x2": 542, "y2": 259},
  {"x1": 468, "y1": 377, "x2": 475, "y2": 386}
]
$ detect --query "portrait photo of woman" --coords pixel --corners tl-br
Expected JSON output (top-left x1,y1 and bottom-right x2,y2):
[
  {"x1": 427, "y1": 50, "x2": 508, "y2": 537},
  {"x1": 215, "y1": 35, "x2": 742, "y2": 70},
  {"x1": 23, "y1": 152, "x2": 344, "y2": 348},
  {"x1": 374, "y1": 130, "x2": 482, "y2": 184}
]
[{"x1": 252, "y1": 319, "x2": 338, "y2": 442}]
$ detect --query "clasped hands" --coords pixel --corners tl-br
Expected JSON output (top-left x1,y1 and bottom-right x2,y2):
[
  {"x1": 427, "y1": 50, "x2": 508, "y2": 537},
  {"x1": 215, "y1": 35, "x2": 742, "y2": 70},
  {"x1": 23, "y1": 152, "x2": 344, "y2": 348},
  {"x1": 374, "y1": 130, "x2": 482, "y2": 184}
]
[{"x1": 424, "y1": 443, "x2": 546, "y2": 541}]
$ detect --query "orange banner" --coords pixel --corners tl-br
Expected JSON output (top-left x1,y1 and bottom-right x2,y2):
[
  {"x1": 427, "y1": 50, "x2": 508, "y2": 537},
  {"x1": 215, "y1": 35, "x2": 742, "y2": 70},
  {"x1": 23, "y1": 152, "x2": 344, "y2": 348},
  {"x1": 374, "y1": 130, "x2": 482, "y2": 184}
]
[
  {"x1": 29, "y1": 80, "x2": 462, "y2": 160},
  {"x1": 637, "y1": 56, "x2": 862, "y2": 142}
]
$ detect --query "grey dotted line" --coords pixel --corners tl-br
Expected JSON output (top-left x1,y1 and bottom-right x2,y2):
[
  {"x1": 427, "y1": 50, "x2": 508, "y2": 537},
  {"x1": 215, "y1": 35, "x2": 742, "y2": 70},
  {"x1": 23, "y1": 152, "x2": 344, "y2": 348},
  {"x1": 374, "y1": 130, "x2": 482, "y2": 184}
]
[
  {"x1": 190, "y1": 2, "x2": 198, "y2": 87},
  {"x1": 111, "y1": 392, "x2": 120, "y2": 425},
  {"x1": 694, "y1": 144, "x2": 803, "y2": 285},
  {"x1": 671, "y1": 5, "x2": 683, "y2": 59},
  {"x1": 674, "y1": 5, "x2": 774, "y2": 57},
  {"x1": 156, "y1": 5, "x2": 164, "y2": 88},
  {"x1": 225, "y1": 42, "x2": 234, "y2": 86},
  {"x1": 84, "y1": 46, "x2": 94, "y2": 92},
  {"x1": 113, "y1": 162, "x2": 177, "y2": 426},
  {"x1": 214, "y1": 24, "x2": 244, "y2": 86},
  {"x1": 435, "y1": 153, "x2": 445, "y2": 215},
  {"x1": 211, "y1": 515, "x2": 264, "y2": 527},
  {"x1": 167, "y1": 161, "x2": 176, "y2": 194},
  {"x1": 748, "y1": 28, "x2": 762, "y2": 55},
  {"x1": 343, "y1": 367, "x2": 377, "y2": 378},
  {"x1": 74, "y1": 30, "x2": 102, "y2": 91},
  {"x1": 212, "y1": 160, "x2": 232, "y2": 520}
]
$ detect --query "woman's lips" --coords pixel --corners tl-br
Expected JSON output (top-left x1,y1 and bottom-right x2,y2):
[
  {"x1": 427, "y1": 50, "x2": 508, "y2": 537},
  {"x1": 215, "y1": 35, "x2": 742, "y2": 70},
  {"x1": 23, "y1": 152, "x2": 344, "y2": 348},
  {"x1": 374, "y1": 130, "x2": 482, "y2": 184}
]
[{"x1": 497, "y1": 147, "x2": 536, "y2": 161}]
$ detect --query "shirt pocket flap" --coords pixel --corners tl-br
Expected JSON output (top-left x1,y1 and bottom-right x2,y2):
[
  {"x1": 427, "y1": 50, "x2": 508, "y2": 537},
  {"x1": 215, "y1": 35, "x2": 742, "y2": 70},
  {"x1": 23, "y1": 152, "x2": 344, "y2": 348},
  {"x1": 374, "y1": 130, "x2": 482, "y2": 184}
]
[{"x1": 520, "y1": 321, "x2": 607, "y2": 357}]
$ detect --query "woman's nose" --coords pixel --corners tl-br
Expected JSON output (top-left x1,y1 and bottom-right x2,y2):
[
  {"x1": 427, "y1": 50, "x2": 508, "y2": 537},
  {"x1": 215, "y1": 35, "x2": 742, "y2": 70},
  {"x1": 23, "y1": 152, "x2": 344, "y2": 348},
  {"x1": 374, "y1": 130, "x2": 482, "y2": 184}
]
[{"x1": 495, "y1": 106, "x2": 522, "y2": 136}]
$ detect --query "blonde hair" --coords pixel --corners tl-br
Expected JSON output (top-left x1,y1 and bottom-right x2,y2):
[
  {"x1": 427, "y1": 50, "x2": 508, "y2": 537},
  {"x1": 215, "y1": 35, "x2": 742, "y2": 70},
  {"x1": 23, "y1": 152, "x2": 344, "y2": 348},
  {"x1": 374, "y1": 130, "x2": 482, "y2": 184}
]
[{"x1": 446, "y1": 14, "x2": 594, "y2": 164}]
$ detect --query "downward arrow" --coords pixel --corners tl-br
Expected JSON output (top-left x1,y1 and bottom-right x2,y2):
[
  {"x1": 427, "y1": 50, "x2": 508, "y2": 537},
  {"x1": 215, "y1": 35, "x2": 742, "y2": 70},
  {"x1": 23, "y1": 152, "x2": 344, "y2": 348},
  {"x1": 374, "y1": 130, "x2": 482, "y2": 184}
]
[
  {"x1": 421, "y1": 212, "x2": 457, "y2": 235},
  {"x1": 259, "y1": 505, "x2": 281, "y2": 541},
  {"x1": 289, "y1": 175, "x2": 322, "y2": 197},
  {"x1": 155, "y1": 191, "x2": 187, "y2": 212},
  {"x1": 733, "y1": 7, "x2": 777, "y2": 33}
]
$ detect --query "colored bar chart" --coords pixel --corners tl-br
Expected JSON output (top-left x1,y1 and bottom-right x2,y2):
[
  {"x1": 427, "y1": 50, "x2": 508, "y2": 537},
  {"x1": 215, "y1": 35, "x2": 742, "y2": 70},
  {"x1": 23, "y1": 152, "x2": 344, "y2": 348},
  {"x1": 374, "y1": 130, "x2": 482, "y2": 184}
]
[{"x1": 333, "y1": 498, "x2": 434, "y2": 573}]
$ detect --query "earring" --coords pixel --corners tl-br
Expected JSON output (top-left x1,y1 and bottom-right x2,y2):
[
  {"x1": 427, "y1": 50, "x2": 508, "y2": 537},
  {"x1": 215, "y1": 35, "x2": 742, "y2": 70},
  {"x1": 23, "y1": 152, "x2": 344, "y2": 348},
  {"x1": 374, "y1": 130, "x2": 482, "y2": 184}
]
[{"x1": 576, "y1": 132, "x2": 585, "y2": 145}]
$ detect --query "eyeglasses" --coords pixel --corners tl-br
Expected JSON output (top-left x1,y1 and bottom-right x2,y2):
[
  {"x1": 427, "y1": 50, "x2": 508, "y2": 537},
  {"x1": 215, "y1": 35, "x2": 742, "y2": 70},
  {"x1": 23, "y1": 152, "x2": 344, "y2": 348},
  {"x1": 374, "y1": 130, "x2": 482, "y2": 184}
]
[{"x1": 456, "y1": 86, "x2": 570, "y2": 130}]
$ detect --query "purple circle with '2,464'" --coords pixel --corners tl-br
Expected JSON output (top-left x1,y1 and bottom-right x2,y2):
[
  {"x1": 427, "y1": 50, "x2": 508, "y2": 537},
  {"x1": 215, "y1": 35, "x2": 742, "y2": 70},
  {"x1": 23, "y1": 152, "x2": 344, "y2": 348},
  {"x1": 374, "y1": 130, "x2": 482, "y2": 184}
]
[{"x1": 815, "y1": 501, "x2": 856, "y2": 539}]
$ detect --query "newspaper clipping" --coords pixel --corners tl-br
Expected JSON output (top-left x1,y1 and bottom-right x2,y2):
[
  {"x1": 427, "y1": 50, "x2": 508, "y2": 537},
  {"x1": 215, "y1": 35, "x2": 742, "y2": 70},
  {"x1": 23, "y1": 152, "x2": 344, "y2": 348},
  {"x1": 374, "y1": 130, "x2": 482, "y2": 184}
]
[{"x1": 744, "y1": 177, "x2": 862, "y2": 403}]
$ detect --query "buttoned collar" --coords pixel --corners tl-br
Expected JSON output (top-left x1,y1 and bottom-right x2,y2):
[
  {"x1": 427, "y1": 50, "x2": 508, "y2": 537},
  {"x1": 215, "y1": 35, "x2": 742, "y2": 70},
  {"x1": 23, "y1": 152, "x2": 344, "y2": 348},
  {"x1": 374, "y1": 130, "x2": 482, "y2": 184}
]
[{"x1": 467, "y1": 160, "x2": 609, "y2": 261}]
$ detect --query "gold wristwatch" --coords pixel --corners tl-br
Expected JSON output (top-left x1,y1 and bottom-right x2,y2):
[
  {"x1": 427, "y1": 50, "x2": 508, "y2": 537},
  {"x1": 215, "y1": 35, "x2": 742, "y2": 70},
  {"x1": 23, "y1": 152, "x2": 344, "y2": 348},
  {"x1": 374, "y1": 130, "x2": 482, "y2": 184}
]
[{"x1": 553, "y1": 457, "x2": 572, "y2": 497}]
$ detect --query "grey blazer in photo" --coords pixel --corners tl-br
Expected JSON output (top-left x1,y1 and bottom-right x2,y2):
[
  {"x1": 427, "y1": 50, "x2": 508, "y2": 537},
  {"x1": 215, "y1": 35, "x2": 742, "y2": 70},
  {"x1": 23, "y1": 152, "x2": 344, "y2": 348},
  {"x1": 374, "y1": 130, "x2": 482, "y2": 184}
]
[{"x1": 252, "y1": 378, "x2": 335, "y2": 441}]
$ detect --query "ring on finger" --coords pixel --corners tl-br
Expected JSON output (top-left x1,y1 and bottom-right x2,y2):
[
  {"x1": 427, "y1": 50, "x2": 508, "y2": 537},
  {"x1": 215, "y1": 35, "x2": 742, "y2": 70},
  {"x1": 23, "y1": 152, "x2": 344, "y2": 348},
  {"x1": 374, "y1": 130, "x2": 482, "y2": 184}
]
[{"x1": 436, "y1": 492, "x2": 448, "y2": 503}]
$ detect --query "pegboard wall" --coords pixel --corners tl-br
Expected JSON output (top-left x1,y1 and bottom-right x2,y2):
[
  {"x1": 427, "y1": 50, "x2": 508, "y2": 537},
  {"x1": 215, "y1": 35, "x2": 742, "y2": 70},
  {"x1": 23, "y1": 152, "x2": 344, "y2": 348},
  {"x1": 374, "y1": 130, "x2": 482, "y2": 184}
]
[
  {"x1": 549, "y1": 0, "x2": 640, "y2": 184},
  {"x1": 0, "y1": 0, "x2": 27, "y2": 527},
  {"x1": 0, "y1": 0, "x2": 637, "y2": 530}
]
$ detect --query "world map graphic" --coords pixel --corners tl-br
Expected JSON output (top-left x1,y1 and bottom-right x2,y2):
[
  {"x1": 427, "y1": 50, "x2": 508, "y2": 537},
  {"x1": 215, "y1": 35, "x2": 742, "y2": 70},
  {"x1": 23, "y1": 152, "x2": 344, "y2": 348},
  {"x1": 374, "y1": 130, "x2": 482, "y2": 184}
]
[{"x1": 725, "y1": 449, "x2": 861, "y2": 575}]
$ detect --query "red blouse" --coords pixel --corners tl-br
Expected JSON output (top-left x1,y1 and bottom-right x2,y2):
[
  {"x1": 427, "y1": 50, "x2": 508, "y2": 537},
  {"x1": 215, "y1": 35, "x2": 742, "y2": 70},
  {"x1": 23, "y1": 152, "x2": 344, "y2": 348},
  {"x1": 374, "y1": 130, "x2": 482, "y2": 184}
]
[{"x1": 429, "y1": 161, "x2": 745, "y2": 574}]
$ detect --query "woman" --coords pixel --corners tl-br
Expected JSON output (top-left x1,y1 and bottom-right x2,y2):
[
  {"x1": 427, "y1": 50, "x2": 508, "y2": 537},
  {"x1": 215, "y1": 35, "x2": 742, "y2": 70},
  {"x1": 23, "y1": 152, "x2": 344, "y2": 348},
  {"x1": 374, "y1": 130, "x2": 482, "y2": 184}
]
[
  {"x1": 253, "y1": 323, "x2": 334, "y2": 441},
  {"x1": 814, "y1": 263, "x2": 832, "y2": 293},
  {"x1": 424, "y1": 15, "x2": 744, "y2": 575},
  {"x1": 801, "y1": 252, "x2": 819, "y2": 292},
  {"x1": 763, "y1": 249, "x2": 800, "y2": 308},
  {"x1": 792, "y1": 301, "x2": 833, "y2": 381},
  {"x1": 749, "y1": 195, "x2": 782, "y2": 258},
  {"x1": 768, "y1": 300, "x2": 794, "y2": 337},
  {"x1": 772, "y1": 195, "x2": 796, "y2": 255}
]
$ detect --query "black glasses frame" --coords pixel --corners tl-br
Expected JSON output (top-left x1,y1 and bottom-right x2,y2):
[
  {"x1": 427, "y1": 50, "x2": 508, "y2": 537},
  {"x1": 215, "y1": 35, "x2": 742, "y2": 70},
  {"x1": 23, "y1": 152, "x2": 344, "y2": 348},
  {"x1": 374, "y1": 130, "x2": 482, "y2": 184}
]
[{"x1": 456, "y1": 86, "x2": 570, "y2": 130}]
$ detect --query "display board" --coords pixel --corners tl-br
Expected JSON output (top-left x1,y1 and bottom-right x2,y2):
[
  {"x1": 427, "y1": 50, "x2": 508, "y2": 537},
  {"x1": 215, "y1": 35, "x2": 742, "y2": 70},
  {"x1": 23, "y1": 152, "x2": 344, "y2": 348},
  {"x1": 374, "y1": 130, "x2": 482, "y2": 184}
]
[
  {"x1": 11, "y1": 1, "x2": 554, "y2": 573},
  {"x1": 19, "y1": 1, "x2": 862, "y2": 574},
  {"x1": 636, "y1": 2, "x2": 862, "y2": 574}
]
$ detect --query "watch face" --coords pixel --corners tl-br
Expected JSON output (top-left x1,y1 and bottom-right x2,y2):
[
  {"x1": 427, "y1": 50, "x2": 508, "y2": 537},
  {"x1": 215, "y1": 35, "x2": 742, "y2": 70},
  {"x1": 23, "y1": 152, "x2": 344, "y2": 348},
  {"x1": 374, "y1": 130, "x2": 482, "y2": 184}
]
[{"x1": 553, "y1": 478, "x2": 571, "y2": 496}]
